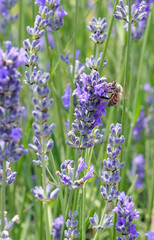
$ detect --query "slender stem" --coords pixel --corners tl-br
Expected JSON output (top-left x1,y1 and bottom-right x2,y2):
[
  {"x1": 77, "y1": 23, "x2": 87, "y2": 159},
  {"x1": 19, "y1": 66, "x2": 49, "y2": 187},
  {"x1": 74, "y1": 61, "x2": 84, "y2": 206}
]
[
  {"x1": 99, "y1": 0, "x2": 119, "y2": 76},
  {"x1": 42, "y1": 156, "x2": 51, "y2": 240},
  {"x1": 41, "y1": 125, "x2": 51, "y2": 240},
  {"x1": 1, "y1": 160, "x2": 6, "y2": 232},
  {"x1": 82, "y1": 186, "x2": 86, "y2": 240},
  {"x1": 121, "y1": 9, "x2": 152, "y2": 191},
  {"x1": 93, "y1": 202, "x2": 108, "y2": 240},
  {"x1": 119, "y1": 0, "x2": 132, "y2": 191}
]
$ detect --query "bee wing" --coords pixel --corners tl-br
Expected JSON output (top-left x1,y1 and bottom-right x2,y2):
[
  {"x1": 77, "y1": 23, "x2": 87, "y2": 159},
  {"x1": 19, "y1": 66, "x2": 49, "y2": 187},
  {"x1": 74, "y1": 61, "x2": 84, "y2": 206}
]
[{"x1": 122, "y1": 90, "x2": 129, "y2": 99}]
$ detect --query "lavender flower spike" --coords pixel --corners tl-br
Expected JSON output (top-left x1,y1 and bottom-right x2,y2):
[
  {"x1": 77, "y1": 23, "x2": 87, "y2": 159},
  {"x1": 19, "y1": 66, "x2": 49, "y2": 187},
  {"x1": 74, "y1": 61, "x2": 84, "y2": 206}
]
[
  {"x1": 89, "y1": 213, "x2": 113, "y2": 230},
  {"x1": 145, "y1": 231, "x2": 154, "y2": 240},
  {"x1": 114, "y1": 1, "x2": 148, "y2": 23},
  {"x1": 0, "y1": 162, "x2": 17, "y2": 186},
  {"x1": 64, "y1": 211, "x2": 80, "y2": 239},
  {"x1": 100, "y1": 123, "x2": 125, "y2": 202},
  {"x1": 130, "y1": 154, "x2": 145, "y2": 189},
  {"x1": 56, "y1": 157, "x2": 94, "y2": 189},
  {"x1": 51, "y1": 215, "x2": 63, "y2": 240},
  {"x1": 0, "y1": 212, "x2": 19, "y2": 240},
  {"x1": 86, "y1": 52, "x2": 107, "y2": 71},
  {"x1": 66, "y1": 70, "x2": 110, "y2": 150},
  {"x1": 31, "y1": 184, "x2": 59, "y2": 202},
  {"x1": 113, "y1": 192, "x2": 140, "y2": 239},
  {"x1": 87, "y1": 17, "x2": 107, "y2": 44},
  {"x1": 0, "y1": 41, "x2": 28, "y2": 164}
]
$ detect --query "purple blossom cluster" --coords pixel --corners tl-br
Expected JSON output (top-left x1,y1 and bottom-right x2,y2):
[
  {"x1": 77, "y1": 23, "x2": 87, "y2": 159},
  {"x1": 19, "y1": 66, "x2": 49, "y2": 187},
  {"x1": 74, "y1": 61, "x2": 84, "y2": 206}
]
[
  {"x1": 62, "y1": 84, "x2": 71, "y2": 109},
  {"x1": 113, "y1": 192, "x2": 140, "y2": 239},
  {"x1": 0, "y1": 0, "x2": 18, "y2": 33},
  {"x1": 66, "y1": 69, "x2": 110, "y2": 150},
  {"x1": 87, "y1": 17, "x2": 107, "y2": 44},
  {"x1": 89, "y1": 213, "x2": 113, "y2": 230},
  {"x1": 51, "y1": 215, "x2": 63, "y2": 240},
  {"x1": 64, "y1": 211, "x2": 80, "y2": 239},
  {"x1": 100, "y1": 123, "x2": 125, "y2": 202},
  {"x1": 0, "y1": 212, "x2": 19, "y2": 240},
  {"x1": 130, "y1": 154, "x2": 145, "y2": 189},
  {"x1": 56, "y1": 157, "x2": 94, "y2": 189},
  {"x1": 145, "y1": 231, "x2": 154, "y2": 240},
  {"x1": 133, "y1": 106, "x2": 146, "y2": 141},
  {"x1": 0, "y1": 41, "x2": 28, "y2": 237},
  {"x1": 0, "y1": 161, "x2": 16, "y2": 186},
  {"x1": 0, "y1": 41, "x2": 28, "y2": 163},
  {"x1": 31, "y1": 184, "x2": 59, "y2": 202},
  {"x1": 23, "y1": 0, "x2": 67, "y2": 68},
  {"x1": 114, "y1": 0, "x2": 153, "y2": 40}
]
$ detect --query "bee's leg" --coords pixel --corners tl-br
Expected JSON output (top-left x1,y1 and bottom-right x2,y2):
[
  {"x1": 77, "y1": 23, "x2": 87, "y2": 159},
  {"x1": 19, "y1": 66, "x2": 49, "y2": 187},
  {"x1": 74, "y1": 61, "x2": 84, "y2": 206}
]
[{"x1": 100, "y1": 94, "x2": 113, "y2": 100}]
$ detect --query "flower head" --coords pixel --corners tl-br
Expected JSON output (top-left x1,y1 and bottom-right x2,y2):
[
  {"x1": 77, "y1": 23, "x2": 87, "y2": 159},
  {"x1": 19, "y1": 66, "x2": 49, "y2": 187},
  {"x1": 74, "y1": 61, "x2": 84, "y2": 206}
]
[
  {"x1": 130, "y1": 154, "x2": 145, "y2": 189},
  {"x1": 31, "y1": 184, "x2": 59, "y2": 202},
  {"x1": 113, "y1": 192, "x2": 140, "y2": 239},
  {"x1": 51, "y1": 215, "x2": 63, "y2": 240},
  {"x1": 100, "y1": 123, "x2": 125, "y2": 202},
  {"x1": 145, "y1": 231, "x2": 154, "y2": 240},
  {"x1": 64, "y1": 211, "x2": 80, "y2": 239},
  {"x1": 56, "y1": 158, "x2": 94, "y2": 189}
]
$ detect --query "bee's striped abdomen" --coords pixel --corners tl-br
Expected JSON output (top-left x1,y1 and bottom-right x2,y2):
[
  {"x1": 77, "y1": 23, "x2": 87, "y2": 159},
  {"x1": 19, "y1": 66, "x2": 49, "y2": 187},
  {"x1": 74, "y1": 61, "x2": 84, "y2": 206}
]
[{"x1": 108, "y1": 93, "x2": 121, "y2": 106}]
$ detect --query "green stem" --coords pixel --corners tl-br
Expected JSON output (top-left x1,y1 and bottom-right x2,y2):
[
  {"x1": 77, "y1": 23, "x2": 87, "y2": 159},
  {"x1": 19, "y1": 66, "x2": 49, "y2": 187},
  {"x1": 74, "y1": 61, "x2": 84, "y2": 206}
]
[
  {"x1": 121, "y1": 9, "x2": 152, "y2": 191},
  {"x1": 1, "y1": 160, "x2": 6, "y2": 232},
  {"x1": 99, "y1": 0, "x2": 119, "y2": 76},
  {"x1": 42, "y1": 156, "x2": 51, "y2": 240},
  {"x1": 119, "y1": 0, "x2": 132, "y2": 191},
  {"x1": 82, "y1": 186, "x2": 86, "y2": 240}
]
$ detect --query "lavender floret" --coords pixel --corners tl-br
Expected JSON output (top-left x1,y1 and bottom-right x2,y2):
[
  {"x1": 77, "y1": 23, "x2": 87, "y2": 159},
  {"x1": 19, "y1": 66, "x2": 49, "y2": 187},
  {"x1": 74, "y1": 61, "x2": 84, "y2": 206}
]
[
  {"x1": 100, "y1": 123, "x2": 125, "y2": 202},
  {"x1": 130, "y1": 154, "x2": 145, "y2": 189},
  {"x1": 0, "y1": 212, "x2": 19, "y2": 239},
  {"x1": 87, "y1": 17, "x2": 107, "y2": 44},
  {"x1": 51, "y1": 215, "x2": 63, "y2": 240},
  {"x1": 64, "y1": 211, "x2": 80, "y2": 239},
  {"x1": 56, "y1": 157, "x2": 94, "y2": 189},
  {"x1": 89, "y1": 213, "x2": 113, "y2": 230},
  {"x1": 31, "y1": 184, "x2": 59, "y2": 202},
  {"x1": 113, "y1": 192, "x2": 140, "y2": 239}
]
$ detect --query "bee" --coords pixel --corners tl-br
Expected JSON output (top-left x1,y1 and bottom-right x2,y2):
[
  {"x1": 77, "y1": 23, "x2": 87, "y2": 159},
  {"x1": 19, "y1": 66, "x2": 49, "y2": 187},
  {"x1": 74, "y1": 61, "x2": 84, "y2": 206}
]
[{"x1": 107, "y1": 81, "x2": 123, "y2": 107}]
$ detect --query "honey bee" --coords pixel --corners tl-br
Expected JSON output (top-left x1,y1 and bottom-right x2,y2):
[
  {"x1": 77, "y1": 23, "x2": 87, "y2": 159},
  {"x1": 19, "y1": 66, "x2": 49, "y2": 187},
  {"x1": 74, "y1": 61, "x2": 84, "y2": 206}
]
[{"x1": 107, "y1": 81, "x2": 123, "y2": 107}]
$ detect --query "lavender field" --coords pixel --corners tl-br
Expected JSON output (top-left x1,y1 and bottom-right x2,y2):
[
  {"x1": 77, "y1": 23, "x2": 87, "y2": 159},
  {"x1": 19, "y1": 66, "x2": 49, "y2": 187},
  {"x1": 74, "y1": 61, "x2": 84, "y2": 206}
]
[{"x1": 0, "y1": 0, "x2": 154, "y2": 239}]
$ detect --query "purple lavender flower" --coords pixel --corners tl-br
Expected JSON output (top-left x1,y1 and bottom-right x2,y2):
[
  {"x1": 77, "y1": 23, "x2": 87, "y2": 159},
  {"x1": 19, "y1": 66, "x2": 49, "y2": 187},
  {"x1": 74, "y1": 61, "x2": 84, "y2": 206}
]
[
  {"x1": 89, "y1": 213, "x2": 113, "y2": 230},
  {"x1": 87, "y1": 17, "x2": 107, "y2": 44},
  {"x1": 60, "y1": 51, "x2": 71, "y2": 65},
  {"x1": 124, "y1": 20, "x2": 146, "y2": 40},
  {"x1": 51, "y1": 215, "x2": 63, "y2": 240},
  {"x1": 143, "y1": 83, "x2": 153, "y2": 104},
  {"x1": 130, "y1": 154, "x2": 145, "y2": 189},
  {"x1": 100, "y1": 123, "x2": 125, "y2": 202},
  {"x1": 113, "y1": 192, "x2": 140, "y2": 239},
  {"x1": 31, "y1": 184, "x2": 59, "y2": 202},
  {"x1": 0, "y1": 161, "x2": 17, "y2": 186},
  {"x1": 56, "y1": 157, "x2": 94, "y2": 189},
  {"x1": 25, "y1": 67, "x2": 55, "y2": 166},
  {"x1": 0, "y1": 41, "x2": 28, "y2": 164},
  {"x1": 0, "y1": 0, "x2": 18, "y2": 34},
  {"x1": 62, "y1": 84, "x2": 71, "y2": 109},
  {"x1": 86, "y1": 52, "x2": 107, "y2": 71},
  {"x1": 0, "y1": 212, "x2": 19, "y2": 239},
  {"x1": 145, "y1": 231, "x2": 154, "y2": 240},
  {"x1": 23, "y1": 0, "x2": 67, "y2": 68},
  {"x1": 66, "y1": 70, "x2": 110, "y2": 150},
  {"x1": 133, "y1": 107, "x2": 146, "y2": 141},
  {"x1": 64, "y1": 211, "x2": 80, "y2": 239},
  {"x1": 114, "y1": 1, "x2": 150, "y2": 40},
  {"x1": 114, "y1": 1, "x2": 148, "y2": 23}
]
